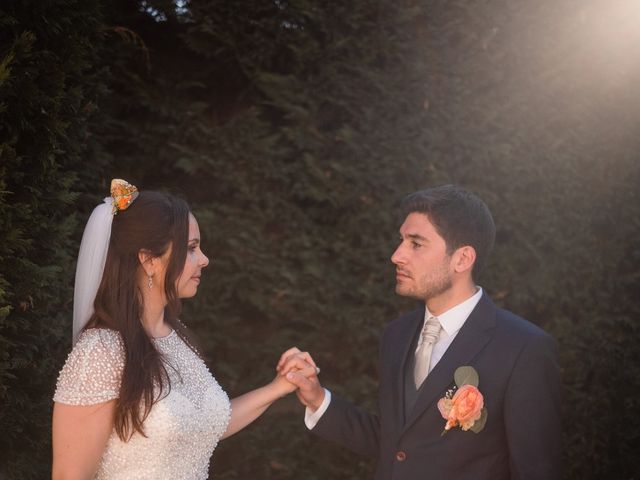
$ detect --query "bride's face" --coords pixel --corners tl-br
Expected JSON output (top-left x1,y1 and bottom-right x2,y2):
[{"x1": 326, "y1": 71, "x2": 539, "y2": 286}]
[{"x1": 175, "y1": 214, "x2": 209, "y2": 298}]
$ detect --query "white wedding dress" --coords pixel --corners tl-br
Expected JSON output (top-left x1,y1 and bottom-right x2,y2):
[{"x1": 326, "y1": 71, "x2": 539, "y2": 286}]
[{"x1": 54, "y1": 328, "x2": 231, "y2": 479}]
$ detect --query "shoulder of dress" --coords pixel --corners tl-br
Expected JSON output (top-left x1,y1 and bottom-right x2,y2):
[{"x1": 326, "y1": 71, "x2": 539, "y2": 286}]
[
  {"x1": 78, "y1": 326, "x2": 122, "y2": 341},
  {"x1": 55, "y1": 328, "x2": 125, "y2": 405},
  {"x1": 74, "y1": 328, "x2": 124, "y2": 354}
]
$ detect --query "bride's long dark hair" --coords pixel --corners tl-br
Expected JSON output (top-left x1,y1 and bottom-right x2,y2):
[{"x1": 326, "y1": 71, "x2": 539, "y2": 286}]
[{"x1": 86, "y1": 190, "x2": 196, "y2": 441}]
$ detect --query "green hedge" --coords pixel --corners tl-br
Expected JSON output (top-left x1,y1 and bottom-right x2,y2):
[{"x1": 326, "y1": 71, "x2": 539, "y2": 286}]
[
  {"x1": 0, "y1": 1, "x2": 108, "y2": 478},
  {"x1": 1, "y1": 0, "x2": 638, "y2": 478}
]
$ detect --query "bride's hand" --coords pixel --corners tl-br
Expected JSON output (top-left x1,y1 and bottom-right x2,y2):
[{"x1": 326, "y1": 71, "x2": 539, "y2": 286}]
[
  {"x1": 272, "y1": 348, "x2": 319, "y2": 396},
  {"x1": 276, "y1": 347, "x2": 325, "y2": 411},
  {"x1": 271, "y1": 371, "x2": 299, "y2": 395}
]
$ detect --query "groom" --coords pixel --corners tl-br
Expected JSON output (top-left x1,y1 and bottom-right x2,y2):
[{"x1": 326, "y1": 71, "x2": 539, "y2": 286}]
[{"x1": 281, "y1": 185, "x2": 562, "y2": 480}]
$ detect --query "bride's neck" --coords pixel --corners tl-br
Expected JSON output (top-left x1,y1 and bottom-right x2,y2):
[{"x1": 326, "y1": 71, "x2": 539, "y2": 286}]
[{"x1": 141, "y1": 290, "x2": 170, "y2": 338}]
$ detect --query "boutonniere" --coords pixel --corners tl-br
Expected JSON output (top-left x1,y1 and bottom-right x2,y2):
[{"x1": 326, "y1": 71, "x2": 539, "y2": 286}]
[{"x1": 437, "y1": 366, "x2": 488, "y2": 435}]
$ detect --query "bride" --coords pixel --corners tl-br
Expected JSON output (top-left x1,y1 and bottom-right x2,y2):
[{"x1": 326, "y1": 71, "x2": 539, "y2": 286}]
[{"x1": 52, "y1": 180, "x2": 316, "y2": 479}]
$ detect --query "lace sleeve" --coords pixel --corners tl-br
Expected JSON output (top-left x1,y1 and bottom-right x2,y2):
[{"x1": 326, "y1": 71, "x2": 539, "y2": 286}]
[{"x1": 53, "y1": 328, "x2": 125, "y2": 405}]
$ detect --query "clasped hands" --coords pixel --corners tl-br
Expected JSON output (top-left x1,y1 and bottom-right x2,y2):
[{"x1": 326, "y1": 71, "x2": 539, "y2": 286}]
[{"x1": 274, "y1": 347, "x2": 326, "y2": 412}]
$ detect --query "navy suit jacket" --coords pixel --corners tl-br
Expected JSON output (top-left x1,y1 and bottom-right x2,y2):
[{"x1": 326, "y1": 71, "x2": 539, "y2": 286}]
[{"x1": 312, "y1": 293, "x2": 562, "y2": 480}]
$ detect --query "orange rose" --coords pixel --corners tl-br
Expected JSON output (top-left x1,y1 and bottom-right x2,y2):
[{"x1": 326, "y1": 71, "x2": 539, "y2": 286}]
[{"x1": 439, "y1": 384, "x2": 484, "y2": 431}]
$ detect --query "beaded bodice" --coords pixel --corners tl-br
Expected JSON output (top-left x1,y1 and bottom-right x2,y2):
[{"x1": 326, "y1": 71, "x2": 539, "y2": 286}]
[{"x1": 54, "y1": 328, "x2": 231, "y2": 479}]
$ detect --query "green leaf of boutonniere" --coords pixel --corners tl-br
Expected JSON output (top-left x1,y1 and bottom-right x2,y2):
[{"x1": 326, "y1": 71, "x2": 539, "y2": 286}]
[
  {"x1": 454, "y1": 366, "x2": 479, "y2": 388},
  {"x1": 469, "y1": 408, "x2": 488, "y2": 433}
]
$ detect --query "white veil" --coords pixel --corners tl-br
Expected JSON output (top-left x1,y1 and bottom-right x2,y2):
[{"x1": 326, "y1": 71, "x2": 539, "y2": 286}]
[{"x1": 72, "y1": 197, "x2": 114, "y2": 344}]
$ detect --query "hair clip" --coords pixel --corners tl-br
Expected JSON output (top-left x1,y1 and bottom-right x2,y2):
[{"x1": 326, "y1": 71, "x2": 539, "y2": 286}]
[{"x1": 110, "y1": 178, "x2": 139, "y2": 215}]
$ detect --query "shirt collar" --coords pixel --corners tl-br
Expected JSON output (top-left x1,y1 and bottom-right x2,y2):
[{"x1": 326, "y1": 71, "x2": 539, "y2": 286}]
[{"x1": 425, "y1": 287, "x2": 483, "y2": 336}]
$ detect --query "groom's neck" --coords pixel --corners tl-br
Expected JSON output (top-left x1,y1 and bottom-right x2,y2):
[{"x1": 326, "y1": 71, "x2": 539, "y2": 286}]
[{"x1": 425, "y1": 281, "x2": 478, "y2": 316}]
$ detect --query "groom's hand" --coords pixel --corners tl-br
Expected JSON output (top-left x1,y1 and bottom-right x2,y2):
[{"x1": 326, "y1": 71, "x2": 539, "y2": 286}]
[{"x1": 277, "y1": 347, "x2": 326, "y2": 412}]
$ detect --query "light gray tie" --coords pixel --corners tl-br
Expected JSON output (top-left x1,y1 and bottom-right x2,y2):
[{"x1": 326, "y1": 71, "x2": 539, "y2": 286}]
[{"x1": 413, "y1": 316, "x2": 442, "y2": 389}]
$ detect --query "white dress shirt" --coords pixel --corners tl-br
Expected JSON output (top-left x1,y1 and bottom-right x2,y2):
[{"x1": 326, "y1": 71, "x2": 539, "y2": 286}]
[
  {"x1": 304, "y1": 287, "x2": 484, "y2": 429},
  {"x1": 418, "y1": 286, "x2": 483, "y2": 374}
]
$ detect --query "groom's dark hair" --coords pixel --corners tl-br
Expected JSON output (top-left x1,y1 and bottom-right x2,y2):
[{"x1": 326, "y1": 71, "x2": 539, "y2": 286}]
[{"x1": 400, "y1": 185, "x2": 495, "y2": 281}]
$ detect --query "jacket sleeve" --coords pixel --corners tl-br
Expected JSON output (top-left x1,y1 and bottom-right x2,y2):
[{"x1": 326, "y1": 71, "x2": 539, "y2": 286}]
[
  {"x1": 504, "y1": 331, "x2": 562, "y2": 479},
  {"x1": 311, "y1": 393, "x2": 380, "y2": 457},
  {"x1": 309, "y1": 316, "x2": 405, "y2": 457}
]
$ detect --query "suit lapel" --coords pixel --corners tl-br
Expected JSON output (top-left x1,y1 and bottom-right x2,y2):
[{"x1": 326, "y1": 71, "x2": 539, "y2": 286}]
[
  {"x1": 401, "y1": 293, "x2": 497, "y2": 435},
  {"x1": 391, "y1": 307, "x2": 424, "y2": 430}
]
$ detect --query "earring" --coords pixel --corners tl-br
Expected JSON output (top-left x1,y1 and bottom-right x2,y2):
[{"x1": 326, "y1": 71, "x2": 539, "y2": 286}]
[{"x1": 148, "y1": 275, "x2": 153, "y2": 290}]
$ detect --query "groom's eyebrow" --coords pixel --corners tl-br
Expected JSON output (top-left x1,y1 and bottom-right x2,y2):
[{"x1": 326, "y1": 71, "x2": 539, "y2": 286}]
[
  {"x1": 407, "y1": 233, "x2": 428, "y2": 242},
  {"x1": 399, "y1": 232, "x2": 429, "y2": 242},
  {"x1": 188, "y1": 238, "x2": 200, "y2": 244}
]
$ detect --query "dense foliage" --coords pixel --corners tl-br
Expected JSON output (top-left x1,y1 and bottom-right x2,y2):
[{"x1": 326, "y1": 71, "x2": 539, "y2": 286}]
[
  {"x1": 0, "y1": 0, "x2": 638, "y2": 478},
  {"x1": 0, "y1": 1, "x2": 107, "y2": 477},
  {"x1": 414, "y1": 1, "x2": 640, "y2": 477}
]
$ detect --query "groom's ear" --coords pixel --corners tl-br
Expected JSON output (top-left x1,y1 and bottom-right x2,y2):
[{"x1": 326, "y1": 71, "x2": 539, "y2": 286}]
[{"x1": 452, "y1": 246, "x2": 476, "y2": 274}]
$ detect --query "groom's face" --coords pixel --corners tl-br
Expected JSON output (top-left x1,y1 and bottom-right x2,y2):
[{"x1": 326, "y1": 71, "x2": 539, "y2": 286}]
[{"x1": 391, "y1": 212, "x2": 453, "y2": 301}]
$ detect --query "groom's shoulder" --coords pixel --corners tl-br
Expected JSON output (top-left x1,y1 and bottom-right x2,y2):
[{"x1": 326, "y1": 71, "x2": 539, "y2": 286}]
[
  {"x1": 493, "y1": 302, "x2": 554, "y2": 343},
  {"x1": 382, "y1": 307, "x2": 423, "y2": 337}
]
